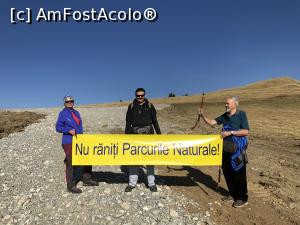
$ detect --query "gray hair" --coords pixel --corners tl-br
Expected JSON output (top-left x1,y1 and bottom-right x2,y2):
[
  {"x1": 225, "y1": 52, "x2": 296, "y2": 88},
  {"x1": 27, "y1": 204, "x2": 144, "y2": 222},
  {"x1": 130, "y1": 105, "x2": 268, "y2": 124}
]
[
  {"x1": 226, "y1": 96, "x2": 239, "y2": 107},
  {"x1": 231, "y1": 96, "x2": 239, "y2": 107}
]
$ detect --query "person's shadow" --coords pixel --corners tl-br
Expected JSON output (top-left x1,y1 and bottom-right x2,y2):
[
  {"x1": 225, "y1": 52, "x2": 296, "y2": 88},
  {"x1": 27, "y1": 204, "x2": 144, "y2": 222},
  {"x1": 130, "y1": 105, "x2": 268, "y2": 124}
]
[
  {"x1": 92, "y1": 165, "x2": 228, "y2": 196},
  {"x1": 92, "y1": 166, "x2": 149, "y2": 185},
  {"x1": 179, "y1": 166, "x2": 228, "y2": 196}
]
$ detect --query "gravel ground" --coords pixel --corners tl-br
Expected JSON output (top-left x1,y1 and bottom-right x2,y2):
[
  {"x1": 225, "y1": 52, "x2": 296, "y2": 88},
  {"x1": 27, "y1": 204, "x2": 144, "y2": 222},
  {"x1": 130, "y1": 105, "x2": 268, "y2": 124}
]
[{"x1": 0, "y1": 106, "x2": 215, "y2": 225}]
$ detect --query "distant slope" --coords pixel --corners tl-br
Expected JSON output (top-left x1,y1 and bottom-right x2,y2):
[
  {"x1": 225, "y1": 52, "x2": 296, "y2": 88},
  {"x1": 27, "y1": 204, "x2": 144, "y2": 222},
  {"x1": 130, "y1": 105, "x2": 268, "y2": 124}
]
[
  {"x1": 80, "y1": 77, "x2": 300, "y2": 107},
  {"x1": 205, "y1": 76, "x2": 300, "y2": 101},
  {"x1": 150, "y1": 76, "x2": 300, "y2": 104}
]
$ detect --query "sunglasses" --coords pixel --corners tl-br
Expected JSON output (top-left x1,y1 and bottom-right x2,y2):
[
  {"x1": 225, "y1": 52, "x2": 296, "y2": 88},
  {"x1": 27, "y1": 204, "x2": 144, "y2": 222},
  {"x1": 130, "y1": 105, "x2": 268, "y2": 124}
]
[
  {"x1": 65, "y1": 101, "x2": 74, "y2": 104},
  {"x1": 136, "y1": 94, "x2": 145, "y2": 98}
]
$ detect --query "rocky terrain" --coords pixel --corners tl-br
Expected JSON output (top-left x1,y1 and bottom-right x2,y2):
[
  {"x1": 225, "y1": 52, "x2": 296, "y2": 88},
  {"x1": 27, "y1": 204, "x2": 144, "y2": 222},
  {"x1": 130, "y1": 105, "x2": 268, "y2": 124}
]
[
  {"x1": 1, "y1": 77, "x2": 299, "y2": 225},
  {"x1": 0, "y1": 106, "x2": 214, "y2": 225}
]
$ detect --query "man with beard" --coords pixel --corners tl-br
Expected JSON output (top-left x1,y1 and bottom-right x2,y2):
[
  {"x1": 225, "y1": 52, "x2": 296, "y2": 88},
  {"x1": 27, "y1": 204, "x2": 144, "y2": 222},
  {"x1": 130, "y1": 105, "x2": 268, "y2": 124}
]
[
  {"x1": 198, "y1": 96, "x2": 249, "y2": 208},
  {"x1": 124, "y1": 88, "x2": 161, "y2": 192}
]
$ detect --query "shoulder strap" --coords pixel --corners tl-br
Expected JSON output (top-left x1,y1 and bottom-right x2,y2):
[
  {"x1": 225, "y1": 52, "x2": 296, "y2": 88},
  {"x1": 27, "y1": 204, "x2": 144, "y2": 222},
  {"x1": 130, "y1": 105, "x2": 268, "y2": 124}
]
[{"x1": 131, "y1": 101, "x2": 152, "y2": 110}]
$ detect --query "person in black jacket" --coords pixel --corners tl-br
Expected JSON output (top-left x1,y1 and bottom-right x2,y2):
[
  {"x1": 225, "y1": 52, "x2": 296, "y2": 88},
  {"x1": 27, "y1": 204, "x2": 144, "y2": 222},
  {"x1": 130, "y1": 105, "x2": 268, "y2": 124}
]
[{"x1": 124, "y1": 88, "x2": 161, "y2": 192}]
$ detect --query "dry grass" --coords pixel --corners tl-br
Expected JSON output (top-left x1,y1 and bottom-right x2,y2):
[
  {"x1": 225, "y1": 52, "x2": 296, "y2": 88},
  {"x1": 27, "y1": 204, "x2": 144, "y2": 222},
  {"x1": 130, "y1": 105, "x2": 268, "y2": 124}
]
[
  {"x1": 78, "y1": 77, "x2": 300, "y2": 108},
  {"x1": 156, "y1": 77, "x2": 300, "y2": 225},
  {"x1": 158, "y1": 95, "x2": 300, "y2": 145},
  {"x1": 0, "y1": 111, "x2": 45, "y2": 139},
  {"x1": 90, "y1": 76, "x2": 300, "y2": 144}
]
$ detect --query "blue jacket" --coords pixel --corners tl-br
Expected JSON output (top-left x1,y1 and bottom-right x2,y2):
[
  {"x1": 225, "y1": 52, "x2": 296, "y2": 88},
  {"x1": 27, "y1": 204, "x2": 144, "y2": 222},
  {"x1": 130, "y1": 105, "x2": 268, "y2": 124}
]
[
  {"x1": 230, "y1": 135, "x2": 248, "y2": 171},
  {"x1": 56, "y1": 108, "x2": 83, "y2": 144},
  {"x1": 222, "y1": 124, "x2": 248, "y2": 171}
]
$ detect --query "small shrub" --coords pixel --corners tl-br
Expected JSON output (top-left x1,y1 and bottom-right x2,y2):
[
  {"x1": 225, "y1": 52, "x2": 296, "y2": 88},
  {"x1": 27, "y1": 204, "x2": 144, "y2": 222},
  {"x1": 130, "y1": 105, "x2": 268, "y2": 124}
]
[{"x1": 168, "y1": 92, "x2": 176, "y2": 97}]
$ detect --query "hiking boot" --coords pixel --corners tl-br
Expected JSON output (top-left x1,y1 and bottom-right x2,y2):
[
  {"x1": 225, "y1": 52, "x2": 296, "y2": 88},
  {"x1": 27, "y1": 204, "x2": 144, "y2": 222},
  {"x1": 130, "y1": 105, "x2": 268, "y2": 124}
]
[
  {"x1": 125, "y1": 185, "x2": 135, "y2": 192},
  {"x1": 67, "y1": 186, "x2": 82, "y2": 194},
  {"x1": 82, "y1": 178, "x2": 99, "y2": 186},
  {"x1": 222, "y1": 195, "x2": 234, "y2": 202},
  {"x1": 149, "y1": 185, "x2": 157, "y2": 192},
  {"x1": 232, "y1": 199, "x2": 248, "y2": 208}
]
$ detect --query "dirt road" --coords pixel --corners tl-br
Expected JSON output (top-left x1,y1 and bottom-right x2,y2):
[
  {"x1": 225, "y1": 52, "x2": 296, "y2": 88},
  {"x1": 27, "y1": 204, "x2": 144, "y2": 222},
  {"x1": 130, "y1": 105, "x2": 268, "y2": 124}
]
[{"x1": 158, "y1": 97, "x2": 300, "y2": 225}]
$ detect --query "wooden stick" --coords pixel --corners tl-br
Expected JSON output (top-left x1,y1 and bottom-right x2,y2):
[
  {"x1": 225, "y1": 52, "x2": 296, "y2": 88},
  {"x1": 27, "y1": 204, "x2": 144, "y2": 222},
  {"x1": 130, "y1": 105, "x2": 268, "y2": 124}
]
[{"x1": 191, "y1": 92, "x2": 205, "y2": 130}]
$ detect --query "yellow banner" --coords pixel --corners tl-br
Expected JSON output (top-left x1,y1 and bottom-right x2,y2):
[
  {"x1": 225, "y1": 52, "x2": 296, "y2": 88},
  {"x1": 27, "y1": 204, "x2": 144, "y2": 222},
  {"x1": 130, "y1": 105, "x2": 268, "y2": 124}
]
[{"x1": 72, "y1": 134, "x2": 223, "y2": 166}]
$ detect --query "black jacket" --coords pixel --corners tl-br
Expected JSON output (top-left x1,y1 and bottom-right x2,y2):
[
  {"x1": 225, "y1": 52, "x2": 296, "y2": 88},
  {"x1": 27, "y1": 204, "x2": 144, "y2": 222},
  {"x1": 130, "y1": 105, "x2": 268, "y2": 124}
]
[{"x1": 125, "y1": 98, "x2": 161, "y2": 134}]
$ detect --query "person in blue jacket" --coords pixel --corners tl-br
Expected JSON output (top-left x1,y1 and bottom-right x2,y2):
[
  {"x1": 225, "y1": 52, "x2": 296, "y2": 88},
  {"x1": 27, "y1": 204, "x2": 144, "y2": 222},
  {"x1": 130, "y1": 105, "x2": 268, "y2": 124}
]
[{"x1": 56, "y1": 95, "x2": 98, "y2": 193}]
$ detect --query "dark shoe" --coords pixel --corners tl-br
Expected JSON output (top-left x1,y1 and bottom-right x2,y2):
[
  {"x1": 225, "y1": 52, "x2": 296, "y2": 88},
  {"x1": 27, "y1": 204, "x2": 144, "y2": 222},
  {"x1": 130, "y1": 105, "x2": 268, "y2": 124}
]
[
  {"x1": 125, "y1": 185, "x2": 135, "y2": 192},
  {"x1": 222, "y1": 195, "x2": 234, "y2": 202},
  {"x1": 149, "y1": 185, "x2": 157, "y2": 192},
  {"x1": 83, "y1": 178, "x2": 99, "y2": 186},
  {"x1": 232, "y1": 199, "x2": 248, "y2": 208},
  {"x1": 67, "y1": 186, "x2": 82, "y2": 194}
]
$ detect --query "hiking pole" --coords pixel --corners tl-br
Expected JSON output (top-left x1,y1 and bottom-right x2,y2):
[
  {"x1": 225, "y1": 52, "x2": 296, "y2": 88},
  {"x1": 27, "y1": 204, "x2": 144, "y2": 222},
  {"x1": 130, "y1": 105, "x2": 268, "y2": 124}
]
[
  {"x1": 216, "y1": 136, "x2": 223, "y2": 191},
  {"x1": 216, "y1": 166, "x2": 221, "y2": 191},
  {"x1": 191, "y1": 92, "x2": 205, "y2": 130}
]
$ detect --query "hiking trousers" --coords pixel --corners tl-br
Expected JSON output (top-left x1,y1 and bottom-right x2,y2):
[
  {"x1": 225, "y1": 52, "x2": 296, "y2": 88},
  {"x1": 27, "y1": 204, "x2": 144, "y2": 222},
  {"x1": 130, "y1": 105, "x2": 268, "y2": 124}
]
[
  {"x1": 62, "y1": 144, "x2": 92, "y2": 187},
  {"x1": 128, "y1": 165, "x2": 155, "y2": 187},
  {"x1": 222, "y1": 151, "x2": 248, "y2": 202}
]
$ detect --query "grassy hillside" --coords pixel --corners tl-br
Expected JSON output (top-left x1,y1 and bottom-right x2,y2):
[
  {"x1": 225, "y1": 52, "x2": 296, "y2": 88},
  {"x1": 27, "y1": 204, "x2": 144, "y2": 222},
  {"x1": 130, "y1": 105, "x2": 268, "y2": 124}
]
[
  {"x1": 151, "y1": 76, "x2": 300, "y2": 104},
  {"x1": 80, "y1": 77, "x2": 300, "y2": 108}
]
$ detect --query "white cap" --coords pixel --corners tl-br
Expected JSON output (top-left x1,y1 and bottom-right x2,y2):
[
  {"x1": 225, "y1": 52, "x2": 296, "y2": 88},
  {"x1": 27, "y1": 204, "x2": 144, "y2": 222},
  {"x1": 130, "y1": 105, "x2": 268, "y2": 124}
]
[{"x1": 63, "y1": 95, "x2": 74, "y2": 103}]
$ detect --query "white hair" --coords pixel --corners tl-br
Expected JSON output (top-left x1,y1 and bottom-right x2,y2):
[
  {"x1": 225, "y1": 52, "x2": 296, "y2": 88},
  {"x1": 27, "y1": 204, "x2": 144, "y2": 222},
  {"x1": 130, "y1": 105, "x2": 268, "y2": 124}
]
[
  {"x1": 231, "y1": 96, "x2": 239, "y2": 107},
  {"x1": 225, "y1": 96, "x2": 239, "y2": 107}
]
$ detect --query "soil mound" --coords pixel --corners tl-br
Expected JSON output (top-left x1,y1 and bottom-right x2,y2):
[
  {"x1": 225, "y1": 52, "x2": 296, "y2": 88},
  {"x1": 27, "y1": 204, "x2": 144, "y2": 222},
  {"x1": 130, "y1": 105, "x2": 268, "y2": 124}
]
[{"x1": 0, "y1": 111, "x2": 45, "y2": 139}]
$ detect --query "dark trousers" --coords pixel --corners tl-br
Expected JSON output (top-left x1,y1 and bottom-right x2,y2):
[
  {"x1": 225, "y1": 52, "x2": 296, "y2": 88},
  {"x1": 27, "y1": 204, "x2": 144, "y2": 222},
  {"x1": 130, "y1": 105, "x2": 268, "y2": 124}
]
[
  {"x1": 222, "y1": 151, "x2": 248, "y2": 201},
  {"x1": 62, "y1": 144, "x2": 92, "y2": 187}
]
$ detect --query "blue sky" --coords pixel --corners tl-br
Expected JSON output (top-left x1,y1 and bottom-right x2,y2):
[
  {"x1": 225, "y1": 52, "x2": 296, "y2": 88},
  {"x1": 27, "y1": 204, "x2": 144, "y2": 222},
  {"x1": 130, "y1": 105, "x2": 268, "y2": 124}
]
[{"x1": 1, "y1": 0, "x2": 300, "y2": 108}]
